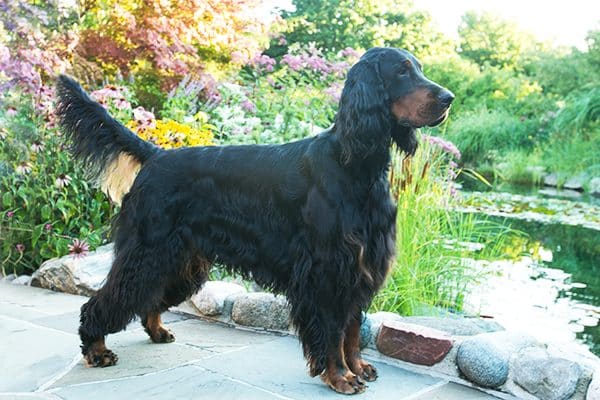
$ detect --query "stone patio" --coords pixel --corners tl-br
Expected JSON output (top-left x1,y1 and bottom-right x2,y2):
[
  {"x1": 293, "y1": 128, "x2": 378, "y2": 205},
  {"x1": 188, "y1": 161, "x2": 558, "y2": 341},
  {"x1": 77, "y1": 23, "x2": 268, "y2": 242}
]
[{"x1": 0, "y1": 283, "x2": 500, "y2": 399}]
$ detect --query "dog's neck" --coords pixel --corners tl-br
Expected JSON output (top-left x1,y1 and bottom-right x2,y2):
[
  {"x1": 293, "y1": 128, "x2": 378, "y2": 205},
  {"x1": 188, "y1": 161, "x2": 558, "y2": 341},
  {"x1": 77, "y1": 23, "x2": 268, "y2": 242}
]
[{"x1": 331, "y1": 125, "x2": 392, "y2": 180}]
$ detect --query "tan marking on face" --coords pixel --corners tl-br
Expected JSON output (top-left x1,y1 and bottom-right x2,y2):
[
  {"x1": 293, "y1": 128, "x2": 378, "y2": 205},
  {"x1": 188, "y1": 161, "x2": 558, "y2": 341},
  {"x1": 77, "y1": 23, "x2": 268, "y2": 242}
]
[
  {"x1": 391, "y1": 88, "x2": 431, "y2": 126},
  {"x1": 100, "y1": 153, "x2": 141, "y2": 205}
]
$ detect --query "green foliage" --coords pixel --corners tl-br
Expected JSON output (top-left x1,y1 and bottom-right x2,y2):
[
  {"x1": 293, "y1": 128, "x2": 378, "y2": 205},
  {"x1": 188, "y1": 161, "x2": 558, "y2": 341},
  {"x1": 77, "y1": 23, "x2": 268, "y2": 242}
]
[
  {"x1": 458, "y1": 11, "x2": 536, "y2": 69},
  {"x1": 0, "y1": 93, "x2": 115, "y2": 275},
  {"x1": 539, "y1": 86, "x2": 600, "y2": 179},
  {"x1": 445, "y1": 108, "x2": 540, "y2": 164},
  {"x1": 279, "y1": 0, "x2": 453, "y2": 57}
]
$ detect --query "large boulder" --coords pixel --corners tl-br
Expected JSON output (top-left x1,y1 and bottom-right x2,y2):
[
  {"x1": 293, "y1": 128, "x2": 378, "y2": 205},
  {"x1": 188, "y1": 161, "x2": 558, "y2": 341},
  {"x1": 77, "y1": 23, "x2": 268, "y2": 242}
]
[
  {"x1": 190, "y1": 281, "x2": 247, "y2": 316},
  {"x1": 514, "y1": 347, "x2": 581, "y2": 400},
  {"x1": 231, "y1": 292, "x2": 291, "y2": 331},
  {"x1": 31, "y1": 244, "x2": 113, "y2": 296}
]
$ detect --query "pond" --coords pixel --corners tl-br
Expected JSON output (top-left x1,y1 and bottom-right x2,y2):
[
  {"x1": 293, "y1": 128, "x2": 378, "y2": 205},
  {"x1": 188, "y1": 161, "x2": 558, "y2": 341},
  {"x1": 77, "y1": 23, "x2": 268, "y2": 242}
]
[{"x1": 460, "y1": 184, "x2": 600, "y2": 357}]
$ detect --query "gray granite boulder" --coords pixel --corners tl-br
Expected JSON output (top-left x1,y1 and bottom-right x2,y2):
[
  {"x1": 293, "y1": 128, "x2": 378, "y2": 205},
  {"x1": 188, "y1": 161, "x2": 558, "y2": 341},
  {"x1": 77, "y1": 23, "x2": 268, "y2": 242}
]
[
  {"x1": 588, "y1": 370, "x2": 600, "y2": 400},
  {"x1": 457, "y1": 336, "x2": 509, "y2": 387},
  {"x1": 564, "y1": 173, "x2": 586, "y2": 191},
  {"x1": 359, "y1": 312, "x2": 371, "y2": 349},
  {"x1": 457, "y1": 331, "x2": 540, "y2": 388},
  {"x1": 31, "y1": 244, "x2": 113, "y2": 296},
  {"x1": 11, "y1": 275, "x2": 31, "y2": 285},
  {"x1": 1, "y1": 273, "x2": 17, "y2": 283},
  {"x1": 514, "y1": 347, "x2": 581, "y2": 400},
  {"x1": 231, "y1": 292, "x2": 290, "y2": 331},
  {"x1": 544, "y1": 173, "x2": 559, "y2": 187},
  {"x1": 190, "y1": 281, "x2": 247, "y2": 316}
]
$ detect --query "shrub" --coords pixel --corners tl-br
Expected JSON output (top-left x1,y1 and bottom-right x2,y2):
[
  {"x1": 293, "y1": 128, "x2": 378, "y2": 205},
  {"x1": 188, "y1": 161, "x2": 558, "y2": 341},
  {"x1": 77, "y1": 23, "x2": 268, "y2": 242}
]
[
  {"x1": 0, "y1": 92, "x2": 115, "y2": 275},
  {"x1": 445, "y1": 108, "x2": 540, "y2": 164}
]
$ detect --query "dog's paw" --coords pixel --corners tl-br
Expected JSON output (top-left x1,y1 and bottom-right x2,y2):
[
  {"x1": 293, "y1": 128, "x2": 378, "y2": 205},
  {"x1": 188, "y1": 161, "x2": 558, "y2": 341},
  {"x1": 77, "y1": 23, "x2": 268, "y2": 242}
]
[
  {"x1": 85, "y1": 349, "x2": 118, "y2": 368},
  {"x1": 322, "y1": 371, "x2": 367, "y2": 395},
  {"x1": 149, "y1": 326, "x2": 176, "y2": 343}
]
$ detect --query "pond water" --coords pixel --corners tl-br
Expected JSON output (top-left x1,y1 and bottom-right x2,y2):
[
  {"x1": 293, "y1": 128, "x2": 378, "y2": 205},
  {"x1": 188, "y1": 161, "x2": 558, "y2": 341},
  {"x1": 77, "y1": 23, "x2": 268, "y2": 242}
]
[{"x1": 461, "y1": 184, "x2": 600, "y2": 357}]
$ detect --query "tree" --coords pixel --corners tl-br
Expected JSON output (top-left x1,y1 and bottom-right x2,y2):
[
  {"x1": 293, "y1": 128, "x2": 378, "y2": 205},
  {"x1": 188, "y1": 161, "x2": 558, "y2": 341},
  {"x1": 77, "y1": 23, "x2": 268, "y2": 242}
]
[
  {"x1": 458, "y1": 11, "x2": 536, "y2": 69},
  {"x1": 277, "y1": 0, "x2": 453, "y2": 57}
]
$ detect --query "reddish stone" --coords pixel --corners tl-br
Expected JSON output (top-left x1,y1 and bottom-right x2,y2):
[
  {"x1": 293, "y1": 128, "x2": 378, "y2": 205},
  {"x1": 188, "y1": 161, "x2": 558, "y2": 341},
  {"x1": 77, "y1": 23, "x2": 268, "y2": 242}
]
[{"x1": 376, "y1": 321, "x2": 453, "y2": 366}]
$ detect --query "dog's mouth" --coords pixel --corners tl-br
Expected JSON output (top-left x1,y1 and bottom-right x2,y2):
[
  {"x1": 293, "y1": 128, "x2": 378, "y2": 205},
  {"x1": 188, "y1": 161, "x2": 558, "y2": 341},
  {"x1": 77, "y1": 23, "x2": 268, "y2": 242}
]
[{"x1": 427, "y1": 107, "x2": 450, "y2": 127}]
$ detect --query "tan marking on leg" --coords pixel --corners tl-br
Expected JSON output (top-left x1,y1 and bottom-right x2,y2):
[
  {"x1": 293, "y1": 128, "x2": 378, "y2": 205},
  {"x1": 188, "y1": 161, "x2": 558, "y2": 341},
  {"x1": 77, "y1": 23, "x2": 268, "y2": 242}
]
[
  {"x1": 320, "y1": 338, "x2": 366, "y2": 394},
  {"x1": 344, "y1": 317, "x2": 378, "y2": 382},
  {"x1": 144, "y1": 312, "x2": 175, "y2": 343},
  {"x1": 84, "y1": 338, "x2": 118, "y2": 367}
]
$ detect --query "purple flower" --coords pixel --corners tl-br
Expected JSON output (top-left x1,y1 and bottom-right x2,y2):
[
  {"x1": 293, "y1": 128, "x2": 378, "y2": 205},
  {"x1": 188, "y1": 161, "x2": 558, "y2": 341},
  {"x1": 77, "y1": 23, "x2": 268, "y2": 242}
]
[
  {"x1": 281, "y1": 54, "x2": 303, "y2": 71},
  {"x1": 68, "y1": 239, "x2": 90, "y2": 259},
  {"x1": 324, "y1": 82, "x2": 343, "y2": 103},
  {"x1": 241, "y1": 99, "x2": 257, "y2": 114},
  {"x1": 6, "y1": 211, "x2": 14, "y2": 218},
  {"x1": 278, "y1": 36, "x2": 287, "y2": 46},
  {"x1": 15, "y1": 243, "x2": 25, "y2": 253},
  {"x1": 249, "y1": 54, "x2": 276, "y2": 73},
  {"x1": 423, "y1": 135, "x2": 462, "y2": 159},
  {"x1": 6, "y1": 106, "x2": 17, "y2": 116},
  {"x1": 340, "y1": 47, "x2": 361, "y2": 59},
  {"x1": 44, "y1": 223, "x2": 52, "y2": 231}
]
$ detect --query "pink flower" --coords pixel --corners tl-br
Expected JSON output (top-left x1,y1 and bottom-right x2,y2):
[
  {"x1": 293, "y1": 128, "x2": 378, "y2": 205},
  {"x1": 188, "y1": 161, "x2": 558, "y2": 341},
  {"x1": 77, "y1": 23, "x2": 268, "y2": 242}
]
[
  {"x1": 249, "y1": 54, "x2": 276, "y2": 73},
  {"x1": 423, "y1": 135, "x2": 461, "y2": 159},
  {"x1": 68, "y1": 239, "x2": 90, "y2": 259},
  {"x1": 340, "y1": 47, "x2": 361, "y2": 59},
  {"x1": 54, "y1": 173, "x2": 72, "y2": 188},
  {"x1": 6, "y1": 211, "x2": 14, "y2": 218},
  {"x1": 30, "y1": 140, "x2": 44, "y2": 152},
  {"x1": 15, "y1": 243, "x2": 25, "y2": 253},
  {"x1": 44, "y1": 223, "x2": 52, "y2": 231},
  {"x1": 16, "y1": 162, "x2": 32, "y2": 175},
  {"x1": 278, "y1": 36, "x2": 287, "y2": 46},
  {"x1": 281, "y1": 54, "x2": 303, "y2": 71},
  {"x1": 241, "y1": 99, "x2": 257, "y2": 114},
  {"x1": 6, "y1": 106, "x2": 17, "y2": 116}
]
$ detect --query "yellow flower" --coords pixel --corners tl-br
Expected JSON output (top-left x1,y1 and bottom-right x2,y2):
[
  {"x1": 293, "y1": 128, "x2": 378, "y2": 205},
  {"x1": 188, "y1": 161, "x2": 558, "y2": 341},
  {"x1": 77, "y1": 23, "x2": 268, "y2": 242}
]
[{"x1": 127, "y1": 118, "x2": 214, "y2": 149}]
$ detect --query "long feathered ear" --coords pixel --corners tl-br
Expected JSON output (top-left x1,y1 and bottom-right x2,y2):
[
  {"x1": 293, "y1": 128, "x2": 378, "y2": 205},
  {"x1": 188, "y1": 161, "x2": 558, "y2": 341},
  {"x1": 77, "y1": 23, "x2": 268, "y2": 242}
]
[
  {"x1": 391, "y1": 123, "x2": 418, "y2": 156},
  {"x1": 334, "y1": 56, "x2": 392, "y2": 164}
]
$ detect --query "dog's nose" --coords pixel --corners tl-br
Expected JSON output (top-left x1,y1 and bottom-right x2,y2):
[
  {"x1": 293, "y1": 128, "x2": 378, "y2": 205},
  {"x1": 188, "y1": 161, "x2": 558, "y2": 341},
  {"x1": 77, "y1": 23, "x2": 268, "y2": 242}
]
[{"x1": 439, "y1": 90, "x2": 455, "y2": 106}]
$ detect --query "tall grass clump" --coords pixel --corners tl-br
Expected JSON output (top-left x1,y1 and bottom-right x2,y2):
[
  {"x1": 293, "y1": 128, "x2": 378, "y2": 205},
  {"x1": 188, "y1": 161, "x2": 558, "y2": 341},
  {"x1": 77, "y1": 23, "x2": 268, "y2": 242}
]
[
  {"x1": 541, "y1": 86, "x2": 600, "y2": 181},
  {"x1": 371, "y1": 134, "x2": 514, "y2": 315}
]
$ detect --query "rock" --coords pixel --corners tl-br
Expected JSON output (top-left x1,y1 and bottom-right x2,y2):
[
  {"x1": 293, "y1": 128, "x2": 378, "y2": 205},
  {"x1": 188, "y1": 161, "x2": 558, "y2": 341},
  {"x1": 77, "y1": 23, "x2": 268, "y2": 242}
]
[
  {"x1": 457, "y1": 337, "x2": 509, "y2": 388},
  {"x1": 402, "y1": 316, "x2": 504, "y2": 336},
  {"x1": 376, "y1": 321, "x2": 453, "y2": 366},
  {"x1": 589, "y1": 177, "x2": 600, "y2": 197},
  {"x1": 564, "y1": 173, "x2": 586, "y2": 191},
  {"x1": 513, "y1": 347, "x2": 581, "y2": 400},
  {"x1": 539, "y1": 188, "x2": 582, "y2": 199},
  {"x1": 359, "y1": 312, "x2": 371, "y2": 349},
  {"x1": 31, "y1": 244, "x2": 113, "y2": 296},
  {"x1": 366, "y1": 311, "x2": 404, "y2": 348},
  {"x1": 11, "y1": 275, "x2": 31, "y2": 285},
  {"x1": 456, "y1": 331, "x2": 539, "y2": 388},
  {"x1": 231, "y1": 292, "x2": 290, "y2": 331},
  {"x1": 190, "y1": 281, "x2": 247, "y2": 316},
  {"x1": 544, "y1": 173, "x2": 559, "y2": 187},
  {"x1": 1, "y1": 273, "x2": 17, "y2": 283},
  {"x1": 588, "y1": 370, "x2": 600, "y2": 400}
]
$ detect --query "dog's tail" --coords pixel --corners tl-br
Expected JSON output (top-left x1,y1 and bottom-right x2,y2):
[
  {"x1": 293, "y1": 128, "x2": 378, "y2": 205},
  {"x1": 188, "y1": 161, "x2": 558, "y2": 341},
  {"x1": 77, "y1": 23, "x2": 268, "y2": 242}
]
[{"x1": 55, "y1": 74, "x2": 161, "y2": 205}]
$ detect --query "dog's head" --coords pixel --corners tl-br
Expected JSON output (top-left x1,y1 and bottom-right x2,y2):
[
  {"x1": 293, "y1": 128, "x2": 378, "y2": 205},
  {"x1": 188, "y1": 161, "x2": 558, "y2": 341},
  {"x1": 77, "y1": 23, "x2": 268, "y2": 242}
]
[{"x1": 336, "y1": 47, "x2": 454, "y2": 160}]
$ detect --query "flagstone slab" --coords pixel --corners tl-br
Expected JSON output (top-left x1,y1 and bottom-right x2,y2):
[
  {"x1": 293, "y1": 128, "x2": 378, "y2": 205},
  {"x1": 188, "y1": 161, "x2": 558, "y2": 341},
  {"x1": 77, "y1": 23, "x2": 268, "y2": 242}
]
[
  {"x1": 0, "y1": 316, "x2": 80, "y2": 392},
  {"x1": 195, "y1": 335, "x2": 442, "y2": 400},
  {"x1": 49, "y1": 365, "x2": 283, "y2": 400}
]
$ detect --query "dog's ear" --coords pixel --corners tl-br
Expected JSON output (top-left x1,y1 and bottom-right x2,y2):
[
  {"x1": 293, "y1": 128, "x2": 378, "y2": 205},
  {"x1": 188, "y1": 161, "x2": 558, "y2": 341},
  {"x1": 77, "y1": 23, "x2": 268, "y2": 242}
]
[
  {"x1": 391, "y1": 124, "x2": 418, "y2": 156},
  {"x1": 335, "y1": 58, "x2": 392, "y2": 164}
]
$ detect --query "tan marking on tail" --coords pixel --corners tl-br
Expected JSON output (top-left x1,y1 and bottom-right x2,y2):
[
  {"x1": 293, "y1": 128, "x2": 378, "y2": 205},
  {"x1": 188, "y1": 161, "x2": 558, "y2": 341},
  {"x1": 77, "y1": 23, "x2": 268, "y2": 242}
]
[{"x1": 100, "y1": 153, "x2": 141, "y2": 205}]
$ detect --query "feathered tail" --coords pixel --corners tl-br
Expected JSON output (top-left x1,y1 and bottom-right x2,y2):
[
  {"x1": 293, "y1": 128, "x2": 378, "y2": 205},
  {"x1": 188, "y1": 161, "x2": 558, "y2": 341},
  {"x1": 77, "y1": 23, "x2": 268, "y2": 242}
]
[{"x1": 55, "y1": 74, "x2": 161, "y2": 204}]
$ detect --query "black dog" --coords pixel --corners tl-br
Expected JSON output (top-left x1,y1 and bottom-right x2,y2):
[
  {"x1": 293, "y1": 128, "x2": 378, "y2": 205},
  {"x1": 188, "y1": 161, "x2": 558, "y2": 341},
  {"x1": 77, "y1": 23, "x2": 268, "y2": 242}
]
[{"x1": 55, "y1": 47, "x2": 453, "y2": 394}]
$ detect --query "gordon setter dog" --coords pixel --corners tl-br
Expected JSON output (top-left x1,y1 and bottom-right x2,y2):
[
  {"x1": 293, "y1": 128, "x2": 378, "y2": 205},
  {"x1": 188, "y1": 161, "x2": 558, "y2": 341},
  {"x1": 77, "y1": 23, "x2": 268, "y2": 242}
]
[{"x1": 55, "y1": 47, "x2": 453, "y2": 394}]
